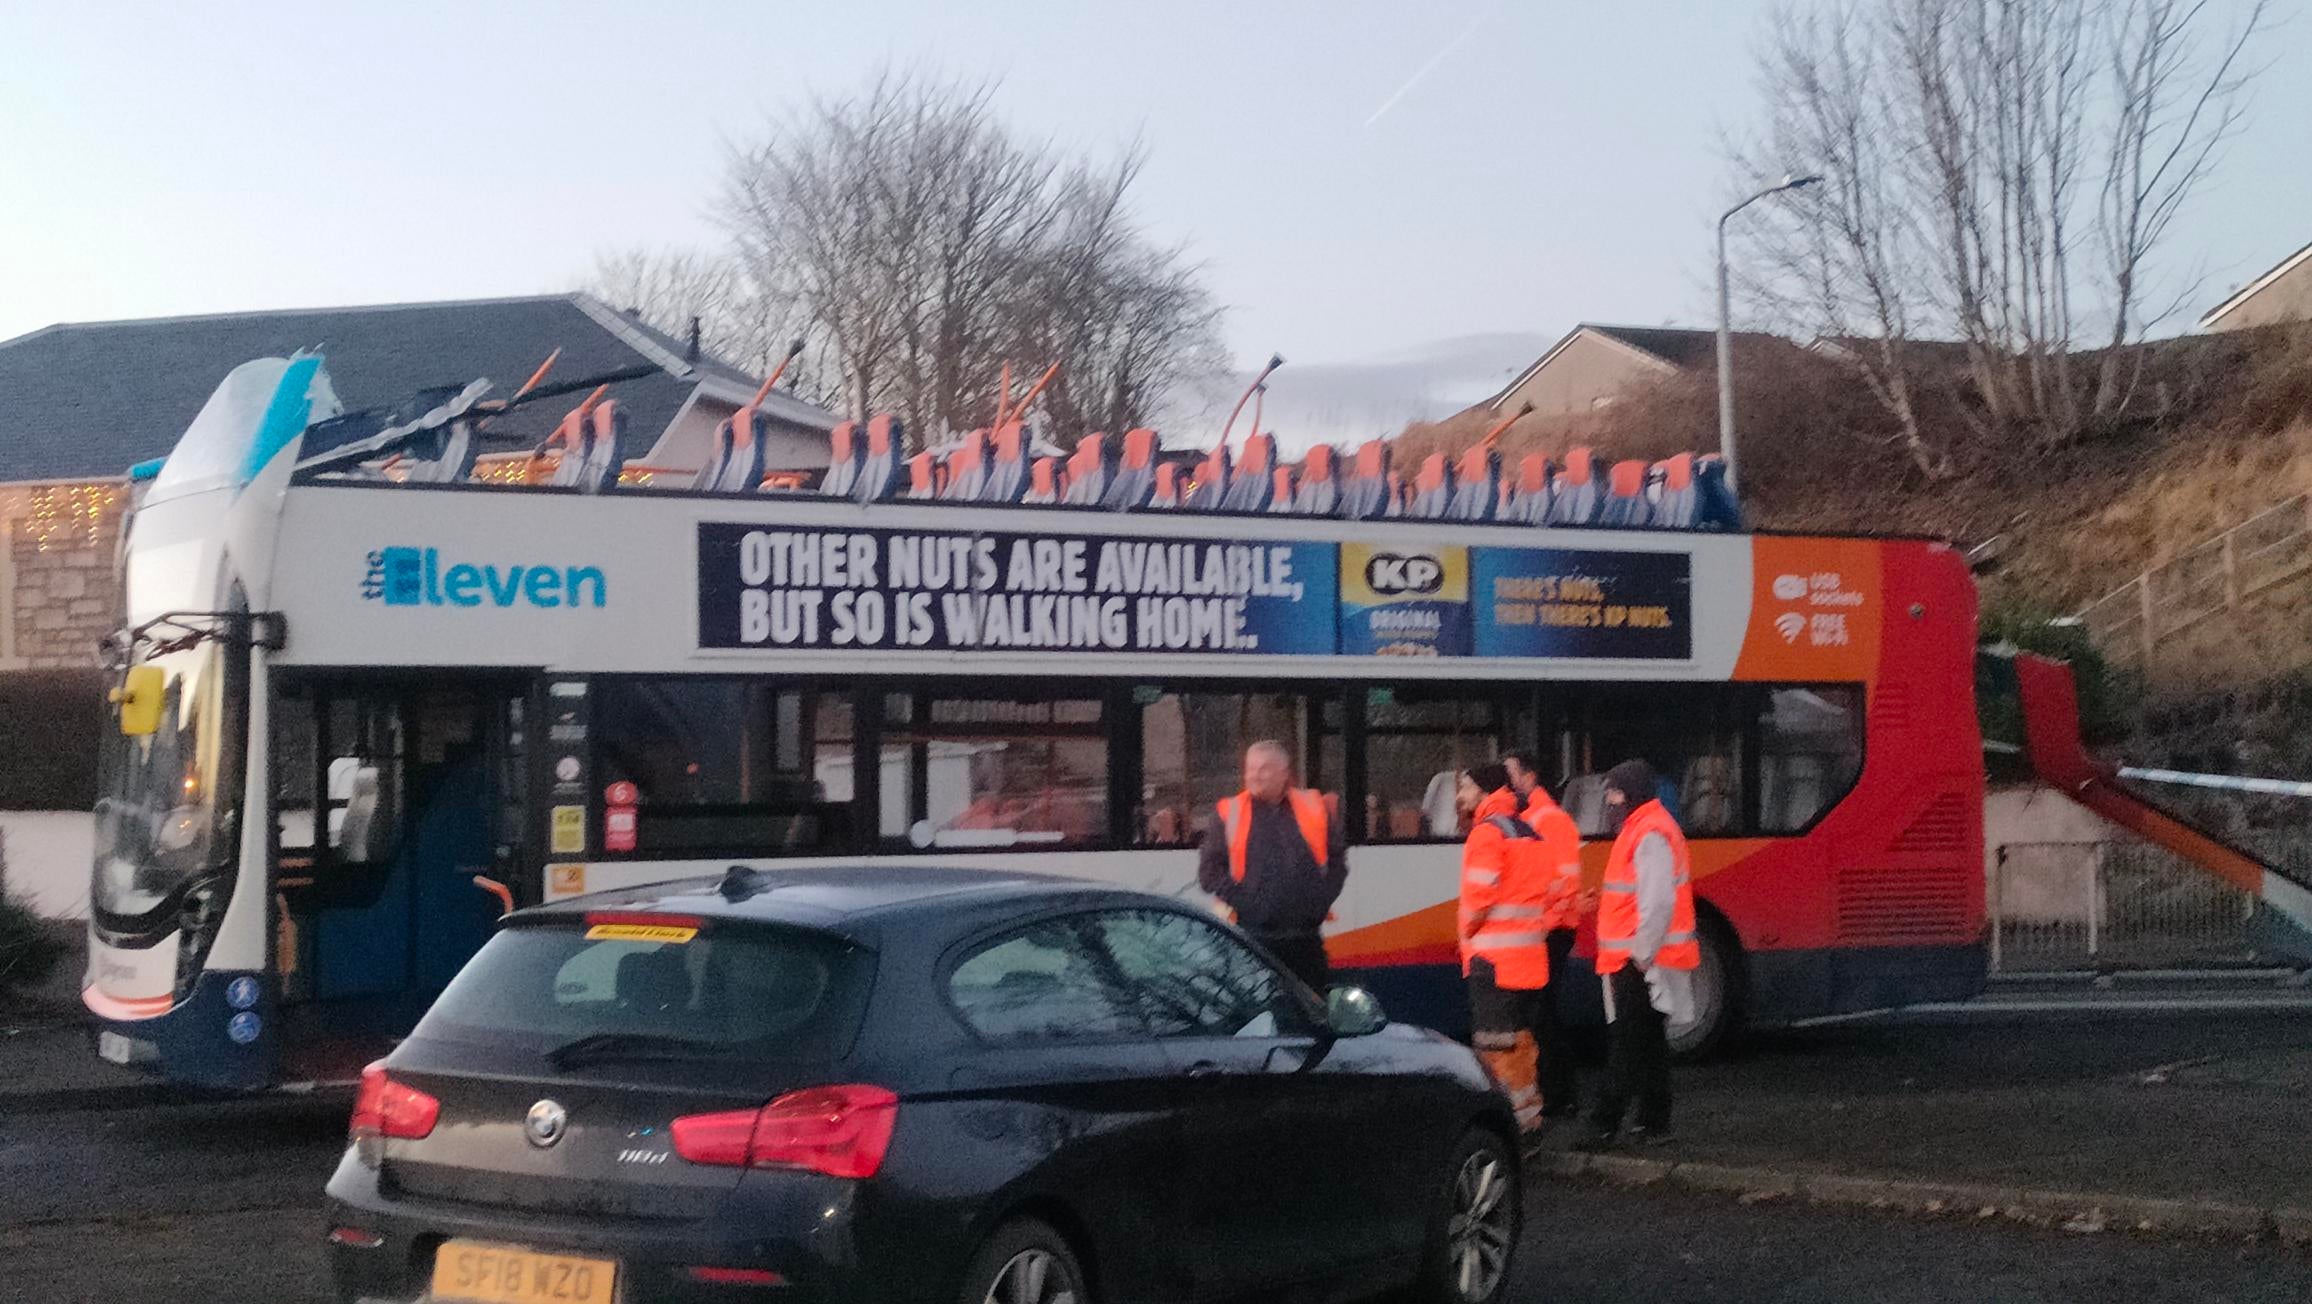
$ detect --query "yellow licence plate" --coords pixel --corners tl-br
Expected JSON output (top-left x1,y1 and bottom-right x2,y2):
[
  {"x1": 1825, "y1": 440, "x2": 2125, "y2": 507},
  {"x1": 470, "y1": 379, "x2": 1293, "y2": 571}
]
[{"x1": 430, "y1": 1240, "x2": 617, "y2": 1304}]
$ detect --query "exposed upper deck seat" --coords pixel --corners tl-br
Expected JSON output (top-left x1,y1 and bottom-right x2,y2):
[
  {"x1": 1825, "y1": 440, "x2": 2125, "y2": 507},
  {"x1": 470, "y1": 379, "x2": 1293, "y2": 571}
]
[
  {"x1": 942, "y1": 429, "x2": 991, "y2": 502},
  {"x1": 1598, "y1": 459, "x2": 1651, "y2": 527},
  {"x1": 1502, "y1": 453, "x2": 1551, "y2": 525},
  {"x1": 1341, "y1": 440, "x2": 1395, "y2": 521},
  {"x1": 1185, "y1": 443, "x2": 1231, "y2": 511},
  {"x1": 853, "y1": 415, "x2": 904, "y2": 503},
  {"x1": 1062, "y1": 433, "x2": 1112, "y2": 506},
  {"x1": 982, "y1": 422, "x2": 1030, "y2": 503},
  {"x1": 692, "y1": 406, "x2": 767, "y2": 494},
  {"x1": 902, "y1": 451, "x2": 938, "y2": 500},
  {"x1": 1446, "y1": 444, "x2": 1499, "y2": 522},
  {"x1": 1148, "y1": 461, "x2": 1183, "y2": 509},
  {"x1": 1546, "y1": 447, "x2": 1599, "y2": 525},
  {"x1": 549, "y1": 400, "x2": 626, "y2": 494},
  {"x1": 819, "y1": 421, "x2": 861, "y2": 497},
  {"x1": 1219, "y1": 434, "x2": 1276, "y2": 512},
  {"x1": 1291, "y1": 445, "x2": 1340, "y2": 516},
  {"x1": 1101, "y1": 428, "x2": 1159, "y2": 510},
  {"x1": 1266, "y1": 465, "x2": 1297, "y2": 514},
  {"x1": 1405, "y1": 453, "x2": 1454, "y2": 520},
  {"x1": 1023, "y1": 456, "x2": 1061, "y2": 505},
  {"x1": 1694, "y1": 453, "x2": 1741, "y2": 529},
  {"x1": 1650, "y1": 453, "x2": 1698, "y2": 528}
]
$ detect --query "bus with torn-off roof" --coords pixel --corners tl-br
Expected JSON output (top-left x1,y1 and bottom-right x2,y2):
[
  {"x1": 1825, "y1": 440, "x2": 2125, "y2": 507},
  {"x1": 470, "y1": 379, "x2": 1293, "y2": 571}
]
[{"x1": 86, "y1": 352, "x2": 1985, "y2": 1089}]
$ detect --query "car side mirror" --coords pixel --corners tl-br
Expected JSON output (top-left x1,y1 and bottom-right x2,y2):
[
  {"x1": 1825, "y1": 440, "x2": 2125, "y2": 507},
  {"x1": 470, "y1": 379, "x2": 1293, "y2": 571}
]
[{"x1": 1325, "y1": 985, "x2": 1388, "y2": 1038}]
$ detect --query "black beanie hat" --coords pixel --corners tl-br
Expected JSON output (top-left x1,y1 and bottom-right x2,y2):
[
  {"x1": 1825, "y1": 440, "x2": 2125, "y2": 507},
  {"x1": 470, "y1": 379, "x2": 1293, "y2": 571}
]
[{"x1": 1603, "y1": 759, "x2": 1657, "y2": 805}]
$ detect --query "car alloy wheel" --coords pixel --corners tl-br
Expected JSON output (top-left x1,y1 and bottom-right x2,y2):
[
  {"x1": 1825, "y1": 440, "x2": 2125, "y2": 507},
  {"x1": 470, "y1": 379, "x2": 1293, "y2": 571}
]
[
  {"x1": 982, "y1": 1248, "x2": 1080, "y2": 1304},
  {"x1": 1446, "y1": 1147, "x2": 1514, "y2": 1299}
]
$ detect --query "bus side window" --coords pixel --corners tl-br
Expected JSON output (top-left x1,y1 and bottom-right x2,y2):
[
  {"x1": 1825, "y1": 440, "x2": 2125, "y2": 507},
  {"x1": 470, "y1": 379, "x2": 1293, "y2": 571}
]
[
  {"x1": 1136, "y1": 690, "x2": 1318, "y2": 848},
  {"x1": 1757, "y1": 687, "x2": 1864, "y2": 833},
  {"x1": 325, "y1": 700, "x2": 403, "y2": 864},
  {"x1": 274, "y1": 695, "x2": 403, "y2": 869}
]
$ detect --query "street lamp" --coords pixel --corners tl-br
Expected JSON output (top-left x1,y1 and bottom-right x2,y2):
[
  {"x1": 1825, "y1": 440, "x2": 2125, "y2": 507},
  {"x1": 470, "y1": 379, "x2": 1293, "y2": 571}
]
[{"x1": 1716, "y1": 173, "x2": 1821, "y2": 493}]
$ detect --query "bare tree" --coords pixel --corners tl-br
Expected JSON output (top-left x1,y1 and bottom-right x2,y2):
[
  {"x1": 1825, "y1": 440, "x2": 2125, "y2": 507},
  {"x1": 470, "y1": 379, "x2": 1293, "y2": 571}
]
[
  {"x1": 1734, "y1": 0, "x2": 2268, "y2": 450},
  {"x1": 2095, "y1": 0, "x2": 2268, "y2": 414},
  {"x1": 1736, "y1": 1, "x2": 1952, "y2": 476},
  {"x1": 717, "y1": 69, "x2": 1225, "y2": 447}
]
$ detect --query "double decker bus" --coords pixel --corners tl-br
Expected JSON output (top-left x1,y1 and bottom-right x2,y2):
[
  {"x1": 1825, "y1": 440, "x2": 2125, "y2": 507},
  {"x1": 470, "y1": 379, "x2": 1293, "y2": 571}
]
[{"x1": 87, "y1": 355, "x2": 1985, "y2": 1089}]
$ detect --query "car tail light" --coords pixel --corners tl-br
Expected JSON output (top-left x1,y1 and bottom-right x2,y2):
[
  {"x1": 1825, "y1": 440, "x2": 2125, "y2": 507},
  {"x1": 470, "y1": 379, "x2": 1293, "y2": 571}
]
[
  {"x1": 328, "y1": 1226, "x2": 384, "y2": 1249},
  {"x1": 349, "y1": 1060, "x2": 441, "y2": 1141},
  {"x1": 671, "y1": 1084, "x2": 899, "y2": 1179}
]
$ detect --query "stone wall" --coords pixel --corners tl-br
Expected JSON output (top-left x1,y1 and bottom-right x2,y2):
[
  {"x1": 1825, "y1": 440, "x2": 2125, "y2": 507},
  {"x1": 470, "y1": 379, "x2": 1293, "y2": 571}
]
[{"x1": 1, "y1": 482, "x2": 126, "y2": 669}]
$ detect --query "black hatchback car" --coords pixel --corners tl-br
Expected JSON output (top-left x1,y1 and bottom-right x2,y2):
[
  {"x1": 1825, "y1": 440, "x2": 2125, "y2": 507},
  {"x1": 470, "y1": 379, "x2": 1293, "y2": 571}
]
[{"x1": 325, "y1": 866, "x2": 1520, "y2": 1304}]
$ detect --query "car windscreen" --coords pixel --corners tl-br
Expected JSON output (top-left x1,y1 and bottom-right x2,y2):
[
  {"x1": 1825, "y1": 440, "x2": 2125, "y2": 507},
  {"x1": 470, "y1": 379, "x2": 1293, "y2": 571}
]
[{"x1": 411, "y1": 918, "x2": 874, "y2": 1064}]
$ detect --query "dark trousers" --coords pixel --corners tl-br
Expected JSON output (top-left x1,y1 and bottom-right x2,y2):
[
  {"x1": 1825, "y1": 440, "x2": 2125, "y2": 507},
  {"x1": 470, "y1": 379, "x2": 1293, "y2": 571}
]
[
  {"x1": 1535, "y1": 929, "x2": 1580, "y2": 1116},
  {"x1": 1254, "y1": 931, "x2": 1331, "y2": 992},
  {"x1": 1591, "y1": 964, "x2": 1672, "y2": 1134}
]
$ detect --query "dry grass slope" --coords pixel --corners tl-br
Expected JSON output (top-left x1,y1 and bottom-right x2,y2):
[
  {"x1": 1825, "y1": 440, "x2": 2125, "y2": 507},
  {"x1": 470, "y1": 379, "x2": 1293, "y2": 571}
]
[{"x1": 1398, "y1": 325, "x2": 2312, "y2": 620}]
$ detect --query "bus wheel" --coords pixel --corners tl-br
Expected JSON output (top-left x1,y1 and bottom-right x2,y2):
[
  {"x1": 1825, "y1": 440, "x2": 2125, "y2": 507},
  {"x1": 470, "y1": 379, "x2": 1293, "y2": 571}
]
[{"x1": 1665, "y1": 913, "x2": 1744, "y2": 1061}]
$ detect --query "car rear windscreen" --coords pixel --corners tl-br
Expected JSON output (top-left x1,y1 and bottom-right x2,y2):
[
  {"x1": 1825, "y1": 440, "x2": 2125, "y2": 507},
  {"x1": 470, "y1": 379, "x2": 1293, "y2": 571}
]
[{"x1": 412, "y1": 918, "x2": 874, "y2": 1062}]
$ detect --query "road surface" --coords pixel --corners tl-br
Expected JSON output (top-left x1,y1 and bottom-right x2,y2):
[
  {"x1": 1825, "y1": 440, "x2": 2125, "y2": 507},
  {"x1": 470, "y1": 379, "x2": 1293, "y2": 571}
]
[{"x1": 8, "y1": 980, "x2": 2310, "y2": 1302}]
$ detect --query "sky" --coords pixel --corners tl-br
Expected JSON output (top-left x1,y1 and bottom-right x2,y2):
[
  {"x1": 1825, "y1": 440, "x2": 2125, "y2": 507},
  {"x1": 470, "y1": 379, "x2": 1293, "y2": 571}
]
[{"x1": 2, "y1": 0, "x2": 2306, "y2": 377}]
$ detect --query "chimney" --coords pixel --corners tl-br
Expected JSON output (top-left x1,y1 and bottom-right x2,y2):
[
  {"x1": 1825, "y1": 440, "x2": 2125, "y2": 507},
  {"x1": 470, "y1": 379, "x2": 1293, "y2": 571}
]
[{"x1": 685, "y1": 316, "x2": 702, "y2": 363}]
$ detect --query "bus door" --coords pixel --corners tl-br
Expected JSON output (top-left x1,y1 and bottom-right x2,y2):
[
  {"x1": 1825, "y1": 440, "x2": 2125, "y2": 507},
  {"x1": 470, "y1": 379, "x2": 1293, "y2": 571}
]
[{"x1": 273, "y1": 678, "x2": 527, "y2": 1035}]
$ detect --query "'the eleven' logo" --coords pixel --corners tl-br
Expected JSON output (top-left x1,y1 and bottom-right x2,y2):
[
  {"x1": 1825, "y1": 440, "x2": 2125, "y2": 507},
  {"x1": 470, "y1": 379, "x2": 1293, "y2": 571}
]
[{"x1": 362, "y1": 547, "x2": 608, "y2": 609}]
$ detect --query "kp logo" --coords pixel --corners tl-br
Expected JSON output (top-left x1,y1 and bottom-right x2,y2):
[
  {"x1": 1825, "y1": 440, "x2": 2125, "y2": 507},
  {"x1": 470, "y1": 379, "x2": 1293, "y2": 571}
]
[{"x1": 1364, "y1": 553, "x2": 1446, "y2": 596}]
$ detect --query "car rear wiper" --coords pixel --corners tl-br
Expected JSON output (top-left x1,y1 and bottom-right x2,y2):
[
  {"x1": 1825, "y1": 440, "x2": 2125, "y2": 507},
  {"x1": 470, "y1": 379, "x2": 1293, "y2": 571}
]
[{"x1": 544, "y1": 1032, "x2": 733, "y2": 1068}]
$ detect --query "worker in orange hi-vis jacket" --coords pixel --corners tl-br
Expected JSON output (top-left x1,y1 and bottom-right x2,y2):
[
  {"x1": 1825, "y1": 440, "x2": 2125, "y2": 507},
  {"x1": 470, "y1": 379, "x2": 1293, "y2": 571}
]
[
  {"x1": 1196, "y1": 740, "x2": 1347, "y2": 991},
  {"x1": 1504, "y1": 750, "x2": 1587, "y2": 1121},
  {"x1": 1459, "y1": 762, "x2": 1554, "y2": 1135},
  {"x1": 1578, "y1": 759, "x2": 1698, "y2": 1152}
]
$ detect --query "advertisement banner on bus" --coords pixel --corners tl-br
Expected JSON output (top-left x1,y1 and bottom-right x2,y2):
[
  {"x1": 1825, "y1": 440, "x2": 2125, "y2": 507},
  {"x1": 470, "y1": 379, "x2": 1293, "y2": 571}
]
[
  {"x1": 697, "y1": 524, "x2": 1339, "y2": 655},
  {"x1": 1468, "y1": 547, "x2": 1693, "y2": 660},
  {"x1": 1339, "y1": 542, "x2": 1472, "y2": 657}
]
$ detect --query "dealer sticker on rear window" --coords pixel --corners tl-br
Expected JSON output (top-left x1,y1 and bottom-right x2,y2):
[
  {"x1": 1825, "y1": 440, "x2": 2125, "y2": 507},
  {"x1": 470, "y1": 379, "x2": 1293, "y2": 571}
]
[{"x1": 584, "y1": 923, "x2": 698, "y2": 944}]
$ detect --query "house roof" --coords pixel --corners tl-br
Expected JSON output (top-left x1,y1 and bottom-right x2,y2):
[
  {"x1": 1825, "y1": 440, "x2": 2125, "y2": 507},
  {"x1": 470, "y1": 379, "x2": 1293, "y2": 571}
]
[
  {"x1": 0, "y1": 293, "x2": 831, "y2": 483},
  {"x1": 1488, "y1": 323, "x2": 1788, "y2": 411},
  {"x1": 1584, "y1": 324, "x2": 1731, "y2": 369},
  {"x1": 2199, "y1": 239, "x2": 2312, "y2": 330},
  {"x1": 1808, "y1": 334, "x2": 1978, "y2": 367}
]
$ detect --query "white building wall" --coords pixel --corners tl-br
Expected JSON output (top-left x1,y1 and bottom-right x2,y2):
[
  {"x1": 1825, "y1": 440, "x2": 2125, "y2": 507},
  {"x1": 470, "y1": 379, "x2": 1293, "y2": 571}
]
[
  {"x1": 1, "y1": 810, "x2": 93, "y2": 919},
  {"x1": 1985, "y1": 784, "x2": 2125, "y2": 926}
]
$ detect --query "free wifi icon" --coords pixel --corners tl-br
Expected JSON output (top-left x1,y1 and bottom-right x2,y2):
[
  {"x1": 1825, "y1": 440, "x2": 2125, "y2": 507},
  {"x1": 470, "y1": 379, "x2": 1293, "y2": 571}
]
[{"x1": 1774, "y1": 611, "x2": 1805, "y2": 644}]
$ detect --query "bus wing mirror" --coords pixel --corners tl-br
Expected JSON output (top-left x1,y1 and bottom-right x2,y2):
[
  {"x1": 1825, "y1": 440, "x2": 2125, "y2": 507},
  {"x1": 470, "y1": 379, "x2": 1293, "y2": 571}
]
[{"x1": 111, "y1": 666, "x2": 165, "y2": 736}]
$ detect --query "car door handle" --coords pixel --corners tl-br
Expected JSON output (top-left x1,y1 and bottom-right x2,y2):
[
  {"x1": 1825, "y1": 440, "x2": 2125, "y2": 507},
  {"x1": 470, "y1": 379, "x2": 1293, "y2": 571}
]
[{"x1": 1185, "y1": 1060, "x2": 1223, "y2": 1078}]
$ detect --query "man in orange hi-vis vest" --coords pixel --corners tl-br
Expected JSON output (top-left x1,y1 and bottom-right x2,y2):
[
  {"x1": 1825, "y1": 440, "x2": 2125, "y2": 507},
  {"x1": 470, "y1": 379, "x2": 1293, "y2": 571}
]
[
  {"x1": 1196, "y1": 740, "x2": 1346, "y2": 990},
  {"x1": 1458, "y1": 762, "x2": 1551, "y2": 1134},
  {"x1": 1504, "y1": 750, "x2": 1586, "y2": 1121},
  {"x1": 1578, "y1": 759, "x2": 1697, "y2": 1151}
]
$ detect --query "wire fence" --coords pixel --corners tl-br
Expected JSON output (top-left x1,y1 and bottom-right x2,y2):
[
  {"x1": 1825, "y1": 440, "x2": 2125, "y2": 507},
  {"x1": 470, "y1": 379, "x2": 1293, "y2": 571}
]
[{"x1": 1990, "y1": 839, "x2": 2264, "y2": 973}]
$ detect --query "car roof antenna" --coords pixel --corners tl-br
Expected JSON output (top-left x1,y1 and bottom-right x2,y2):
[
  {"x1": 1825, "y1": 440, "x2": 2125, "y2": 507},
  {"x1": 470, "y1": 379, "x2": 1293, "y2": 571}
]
[{"x1": 718, "y1": 864, "x2": 765, "y2": 901}]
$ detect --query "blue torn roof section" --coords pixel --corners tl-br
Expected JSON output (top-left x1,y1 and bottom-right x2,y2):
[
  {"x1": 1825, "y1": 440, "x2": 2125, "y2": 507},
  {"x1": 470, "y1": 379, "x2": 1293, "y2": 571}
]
[{"x1": 0, "y1": 293, "x2": 832, "y2": 482}]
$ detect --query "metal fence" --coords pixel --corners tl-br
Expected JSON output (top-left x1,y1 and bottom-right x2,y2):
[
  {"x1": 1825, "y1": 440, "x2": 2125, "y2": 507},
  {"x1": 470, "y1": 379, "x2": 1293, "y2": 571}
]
[
  {"x1": 2079, "y1": 493, "x2": 2312, "y2": 670},
  {"x1": 1990, "y1": 840, "x2": 2263, "y2": 972}
]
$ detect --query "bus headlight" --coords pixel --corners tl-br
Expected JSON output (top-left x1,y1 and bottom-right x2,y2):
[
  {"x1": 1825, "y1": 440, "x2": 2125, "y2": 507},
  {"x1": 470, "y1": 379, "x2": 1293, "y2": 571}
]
[{"x1": 157, "y1": 805, "x2": 208, "y2": 853}]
